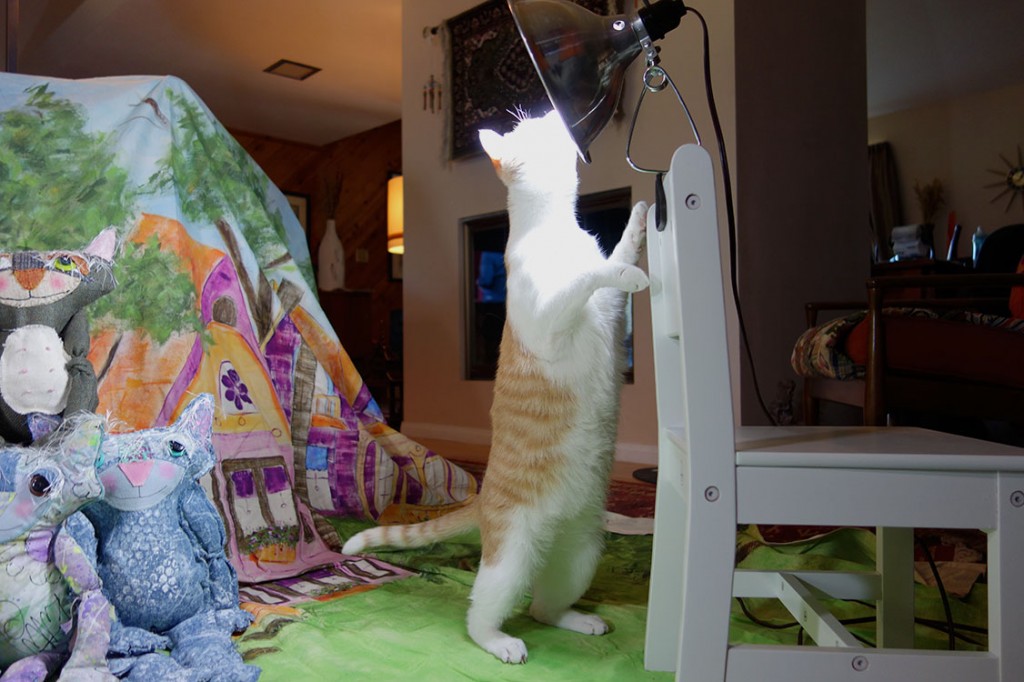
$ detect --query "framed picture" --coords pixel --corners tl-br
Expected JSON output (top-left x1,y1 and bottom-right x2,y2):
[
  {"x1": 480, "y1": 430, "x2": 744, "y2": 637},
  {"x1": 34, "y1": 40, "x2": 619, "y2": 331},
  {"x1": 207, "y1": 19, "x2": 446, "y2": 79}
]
[
  {"x1": 446, "y1": 0, "x2": 621, "y2": 160},
  {"x1": 461, "y1": 187, "x2": 634, "y2": 381},
  {"x1": 284, "y1": 192, "x2": 309, "y2": 233}
]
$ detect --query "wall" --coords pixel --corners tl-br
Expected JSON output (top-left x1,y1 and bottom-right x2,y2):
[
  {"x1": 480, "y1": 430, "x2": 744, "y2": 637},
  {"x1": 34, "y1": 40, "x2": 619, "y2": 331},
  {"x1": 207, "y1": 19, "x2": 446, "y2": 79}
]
[
  {"x1": 234, "y1": 120, "x2": 403, "y2": 381},
  {"x1": 313, "y1": 120, "x2": 404, "y2": 343},
  {"x1": 401, "y1": 0, "x2": 870, "y2": 456},
  {"x1": 735, "y1": 2, "x2": 869, "y2": 424},
  {"x1": 869, "y1": 82, "x2": 1024, "y2": 257},
  {"x1": 401, "y1": 0, "x2": 736, "y2": 463}
]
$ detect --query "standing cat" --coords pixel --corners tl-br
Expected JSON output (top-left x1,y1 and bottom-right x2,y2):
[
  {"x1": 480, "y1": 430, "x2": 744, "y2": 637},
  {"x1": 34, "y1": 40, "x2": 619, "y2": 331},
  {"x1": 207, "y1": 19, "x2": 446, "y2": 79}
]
[
  {"x1": 344, "y1": 111, "x2": 649, "y2": 664},
  {"x1": 0, "y1": 228, "x2": 117, "y2": 444}
]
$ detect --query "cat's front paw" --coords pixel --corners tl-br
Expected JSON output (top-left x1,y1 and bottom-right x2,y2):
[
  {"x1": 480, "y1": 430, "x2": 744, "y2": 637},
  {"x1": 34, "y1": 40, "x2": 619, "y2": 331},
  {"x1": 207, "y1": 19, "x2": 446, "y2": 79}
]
[
  {"x1": 610, "y1": 201, "x2": 649, "y2": 264},
  {"x1": 629, "y1": 200, "x2": 649, "y2": 232},
  {"x1": 617, "y1": 265, "x2": 650, "y2": 293}
]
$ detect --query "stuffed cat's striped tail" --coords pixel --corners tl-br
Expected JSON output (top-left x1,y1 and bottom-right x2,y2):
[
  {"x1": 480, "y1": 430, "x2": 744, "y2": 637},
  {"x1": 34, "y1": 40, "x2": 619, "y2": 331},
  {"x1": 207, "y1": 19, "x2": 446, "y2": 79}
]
[{"x1": 341, "y1": 503, "x2": 478, "y2": 555}]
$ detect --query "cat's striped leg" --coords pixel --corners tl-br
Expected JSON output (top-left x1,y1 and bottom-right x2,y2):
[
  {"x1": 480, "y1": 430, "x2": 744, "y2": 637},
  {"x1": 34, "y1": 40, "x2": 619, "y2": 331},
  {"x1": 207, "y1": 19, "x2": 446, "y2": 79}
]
[{"x1": 528, "y1": 514, "x2": 608, "y2": 635}]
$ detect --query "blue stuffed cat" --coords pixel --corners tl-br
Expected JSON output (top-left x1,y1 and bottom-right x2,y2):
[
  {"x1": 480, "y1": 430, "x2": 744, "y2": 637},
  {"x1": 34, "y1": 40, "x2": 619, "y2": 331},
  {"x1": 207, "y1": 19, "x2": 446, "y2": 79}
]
[{"x1": 65, "y1": 394, "x2": 259, "y2": 682}]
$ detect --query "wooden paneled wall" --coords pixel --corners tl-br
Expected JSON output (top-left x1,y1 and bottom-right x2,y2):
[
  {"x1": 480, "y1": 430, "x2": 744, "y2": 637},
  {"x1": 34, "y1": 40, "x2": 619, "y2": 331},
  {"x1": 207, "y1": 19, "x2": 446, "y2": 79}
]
[{"x1": 232, "y1": 121, "x2": 403, "y2": 389}]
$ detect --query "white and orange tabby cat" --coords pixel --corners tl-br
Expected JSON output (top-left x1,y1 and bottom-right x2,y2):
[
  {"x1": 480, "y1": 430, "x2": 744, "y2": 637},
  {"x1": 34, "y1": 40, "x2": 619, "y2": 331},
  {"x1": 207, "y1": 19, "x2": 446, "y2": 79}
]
[{"x1": 343, "y1": 110, "x2": 648, "y2": 664}]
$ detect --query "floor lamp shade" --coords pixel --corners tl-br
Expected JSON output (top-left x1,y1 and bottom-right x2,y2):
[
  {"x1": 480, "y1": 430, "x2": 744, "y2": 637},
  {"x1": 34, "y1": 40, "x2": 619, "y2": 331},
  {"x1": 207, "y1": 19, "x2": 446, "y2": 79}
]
[{"x1": 387, "y1": 174, "x2": 404, "y2": 255}]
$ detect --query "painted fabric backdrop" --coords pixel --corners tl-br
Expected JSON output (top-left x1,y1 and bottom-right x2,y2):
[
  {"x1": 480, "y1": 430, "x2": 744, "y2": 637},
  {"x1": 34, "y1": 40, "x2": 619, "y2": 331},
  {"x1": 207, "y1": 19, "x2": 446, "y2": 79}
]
[{"x1": 0, "y1": 73, "x2": 477, "y2": 584}]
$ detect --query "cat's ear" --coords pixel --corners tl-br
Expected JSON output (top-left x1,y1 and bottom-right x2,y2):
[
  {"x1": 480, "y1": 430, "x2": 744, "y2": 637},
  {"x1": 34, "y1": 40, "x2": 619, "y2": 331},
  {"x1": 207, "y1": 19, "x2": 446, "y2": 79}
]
[
  {"x1": 84, "y1": 227, "x2": 118, "y2": 262},
  {"x1": 178, "y1": 393, "x2": 215, "y2": 438},
  {"x1": 478, "y1": 129, "x2": 505, "y2": 164},
  {"x1": 177, "y1": 394, "x2": 216, "y2": 479},
  {"x1": 60, "y1": 413, "x2": 106, "y2": 473}
]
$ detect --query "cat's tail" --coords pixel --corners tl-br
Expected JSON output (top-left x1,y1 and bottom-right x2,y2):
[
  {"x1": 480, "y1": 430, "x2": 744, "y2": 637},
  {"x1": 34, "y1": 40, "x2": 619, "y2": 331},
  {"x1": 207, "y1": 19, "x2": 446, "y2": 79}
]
[{"x1": 341, "y1": 503, "x2": 478, "y2": 555}]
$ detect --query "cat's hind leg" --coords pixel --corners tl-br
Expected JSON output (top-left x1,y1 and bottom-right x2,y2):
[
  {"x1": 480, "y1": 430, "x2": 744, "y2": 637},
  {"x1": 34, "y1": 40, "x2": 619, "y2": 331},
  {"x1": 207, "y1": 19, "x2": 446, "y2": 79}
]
[
  {"x1": 609, "y1": 200, "x2": 648, "y2": 265},
  {"x1": 528, "y1": 513, "x2": 608, "y2": 636},
  {"x1": 467, "y1": 548, "x2": 536, "y2": 663}
]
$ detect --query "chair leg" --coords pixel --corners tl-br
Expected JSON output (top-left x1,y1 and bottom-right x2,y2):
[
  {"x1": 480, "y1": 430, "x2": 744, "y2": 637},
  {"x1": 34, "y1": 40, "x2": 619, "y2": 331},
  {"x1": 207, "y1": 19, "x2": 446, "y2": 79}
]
[
  {"x1": 877, "y1": 527, "x2": 915, "y2": 648},
  {"x1": 802, "y1": 379, "x2": 818, "y2": 425},
  {"x1": 644, "y1": 433, "x2": 688, "y2": 672},
  {"x1": 989, "y1": 473, "x2": 1024, "y2": 678},
  {"x1": 674, "y1": 484, "x2": 735, "y2": 680}
]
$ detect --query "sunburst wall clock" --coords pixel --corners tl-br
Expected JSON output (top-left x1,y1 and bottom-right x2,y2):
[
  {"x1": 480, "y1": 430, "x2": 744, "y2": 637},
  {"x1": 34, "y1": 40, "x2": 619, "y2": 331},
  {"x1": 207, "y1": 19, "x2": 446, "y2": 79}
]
[{"x1": 986, "y1": 145, "x2": 1024, "y2": 212}]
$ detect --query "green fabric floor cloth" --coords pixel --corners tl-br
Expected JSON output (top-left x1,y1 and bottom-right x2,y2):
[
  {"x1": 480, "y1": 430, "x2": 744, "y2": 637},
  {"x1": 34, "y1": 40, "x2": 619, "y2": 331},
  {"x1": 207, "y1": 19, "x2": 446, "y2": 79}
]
[
  {"x1": 237, "y1": 520, "x2": 668, "y2": 681},
  {"x1": 236, "y1": 521, "x2": 988, "y2": 681}
]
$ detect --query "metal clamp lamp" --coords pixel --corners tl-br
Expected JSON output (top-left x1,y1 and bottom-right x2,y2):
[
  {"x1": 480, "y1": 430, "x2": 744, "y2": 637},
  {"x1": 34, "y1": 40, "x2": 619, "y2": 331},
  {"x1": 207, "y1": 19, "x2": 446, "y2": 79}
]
[
  {"x1": 507, "y1": 0, "x2": 753, "y2": 488},
  {"x1": 506, "y1": 0, "x2": 696, "y2": 167}
]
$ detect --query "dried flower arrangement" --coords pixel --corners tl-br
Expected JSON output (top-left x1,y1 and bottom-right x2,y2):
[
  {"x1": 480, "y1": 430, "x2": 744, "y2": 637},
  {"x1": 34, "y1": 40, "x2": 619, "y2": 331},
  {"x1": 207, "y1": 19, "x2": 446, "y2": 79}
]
[{"x1": 914, "y1": 178, "x2": 946, "y2": 225}]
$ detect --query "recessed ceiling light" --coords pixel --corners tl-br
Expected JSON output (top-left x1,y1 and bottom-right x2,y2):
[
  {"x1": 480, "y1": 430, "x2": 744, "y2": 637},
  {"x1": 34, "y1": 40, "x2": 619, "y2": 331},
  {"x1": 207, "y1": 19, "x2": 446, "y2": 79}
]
[{"x1": 264, "y1": 59, "x2": 321, "y2": 81}]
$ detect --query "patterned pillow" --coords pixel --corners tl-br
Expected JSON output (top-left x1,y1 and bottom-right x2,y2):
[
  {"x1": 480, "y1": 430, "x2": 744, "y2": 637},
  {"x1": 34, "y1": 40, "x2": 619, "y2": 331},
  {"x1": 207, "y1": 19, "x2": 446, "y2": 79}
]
[{"x1": 791, "y1": 312, "x2": 866, "y2": 380}]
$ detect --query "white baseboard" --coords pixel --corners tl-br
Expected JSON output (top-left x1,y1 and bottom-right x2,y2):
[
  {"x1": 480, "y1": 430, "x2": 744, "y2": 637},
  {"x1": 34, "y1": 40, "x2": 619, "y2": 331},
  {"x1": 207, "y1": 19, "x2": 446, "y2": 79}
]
[
  {"x1": 614, "y1": 442, "x2": 658, "y2": 466},
  {"x1": 401, "y1": 422, "x2": 657, "y2": 466},
  {"x1": 401, "y1": 422, "x2": 492, "y2": 445}
]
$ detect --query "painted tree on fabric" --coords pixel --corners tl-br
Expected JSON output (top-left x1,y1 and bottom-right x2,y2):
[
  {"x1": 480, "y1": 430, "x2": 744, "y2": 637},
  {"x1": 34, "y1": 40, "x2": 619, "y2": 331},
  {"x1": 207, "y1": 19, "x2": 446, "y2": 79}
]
[
  {"x1": 0, "y1": 84, "x2": 134, "y2": 248},
  {"x1": 89, "y1": 234, "x2": 210, "y2": 374},
  {"x1": 144, "y1": 88, "x2": 315, "y2": 341},
  {"x1": 0, "y1": 84, "x2": 201, "y2": 361}
]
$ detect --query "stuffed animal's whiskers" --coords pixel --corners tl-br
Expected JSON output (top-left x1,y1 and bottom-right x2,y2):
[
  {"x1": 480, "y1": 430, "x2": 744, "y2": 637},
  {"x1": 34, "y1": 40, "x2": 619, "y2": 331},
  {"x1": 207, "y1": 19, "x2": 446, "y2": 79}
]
[{"x1": 344, "y1": 110, "x2": 648, "y2": 664}]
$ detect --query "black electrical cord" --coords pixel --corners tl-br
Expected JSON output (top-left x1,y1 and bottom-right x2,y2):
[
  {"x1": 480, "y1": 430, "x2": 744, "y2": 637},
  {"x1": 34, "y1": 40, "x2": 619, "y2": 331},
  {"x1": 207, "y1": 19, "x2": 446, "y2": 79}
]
[
  {"x1": 687, "y1": 7, "x2": 776, "y2": 425},
  {"x1": 736, "y1": 530, "x2": 983, "y2": 654},
  {"x1": 739, "y1": 596, "x2": 988, "y2": 648},
  {"x1": 855, "y1": 600, "x2": 986, "y2": 646},
  {"x1": 916, "y1": 619, "x2": 986, "y2": 648},
  {"x1": 916, "y1": 536, "x2": 957, "y2": 650},
  {"x1": 736, "y1": 597, "x2": 876, "y2": 646}
]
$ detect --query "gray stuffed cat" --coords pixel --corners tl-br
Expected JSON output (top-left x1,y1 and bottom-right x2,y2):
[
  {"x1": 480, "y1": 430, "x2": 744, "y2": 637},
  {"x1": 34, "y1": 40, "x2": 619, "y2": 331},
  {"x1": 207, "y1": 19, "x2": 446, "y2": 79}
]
[{"x1": 0, "y1": 228, "x2": 117, "y2": 444}]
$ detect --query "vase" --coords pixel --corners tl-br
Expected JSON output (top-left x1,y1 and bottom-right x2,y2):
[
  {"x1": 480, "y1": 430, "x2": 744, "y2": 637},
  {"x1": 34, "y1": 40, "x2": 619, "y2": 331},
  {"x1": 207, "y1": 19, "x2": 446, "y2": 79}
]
[{"x1": 317, "y1": 219, "x2": 346, "y2": 291}]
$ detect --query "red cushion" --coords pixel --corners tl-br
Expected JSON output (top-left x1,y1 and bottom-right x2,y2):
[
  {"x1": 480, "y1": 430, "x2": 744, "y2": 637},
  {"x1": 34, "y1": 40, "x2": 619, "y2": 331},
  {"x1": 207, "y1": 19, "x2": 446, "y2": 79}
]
[
  {"x1": 844, "y1": 315, "x2": 1024, "y2": 388},
  {"x1": 1010, "y1": 254, "x2": 1024, "y2": 319},
  {"x1": 845, "y1": 318, "x2": 870, "y2": 366}
]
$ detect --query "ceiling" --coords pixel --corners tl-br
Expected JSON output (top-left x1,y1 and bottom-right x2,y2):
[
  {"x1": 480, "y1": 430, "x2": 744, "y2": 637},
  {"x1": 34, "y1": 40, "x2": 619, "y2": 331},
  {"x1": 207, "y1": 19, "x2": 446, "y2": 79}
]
[
  {"x1": 10, "y1": 1, "x2": 1024, "y2": 146},
  {"x1": 866, "y1": 0, "x2": 1024, "y2": 118},
  {"x1": 14, "y1": 0, "x2": 403, "y2": 146}
]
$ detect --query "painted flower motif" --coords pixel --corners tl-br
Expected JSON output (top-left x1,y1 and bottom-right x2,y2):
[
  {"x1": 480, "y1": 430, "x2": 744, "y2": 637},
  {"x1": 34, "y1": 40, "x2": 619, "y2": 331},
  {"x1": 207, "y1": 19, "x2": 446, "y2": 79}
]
[{"x1": 220, "y1": 369, "x2": 253, "y2": 411}]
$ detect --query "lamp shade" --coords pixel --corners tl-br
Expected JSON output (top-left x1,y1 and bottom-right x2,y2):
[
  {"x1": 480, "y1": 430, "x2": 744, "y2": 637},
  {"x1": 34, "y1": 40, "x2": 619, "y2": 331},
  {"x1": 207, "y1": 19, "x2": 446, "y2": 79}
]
[
  {"x1": 387, "y1": 174, "x2": 404, "y2": 255},
  {"x1": 507, "y1": 0, "x2": 641, "y2": 163}
]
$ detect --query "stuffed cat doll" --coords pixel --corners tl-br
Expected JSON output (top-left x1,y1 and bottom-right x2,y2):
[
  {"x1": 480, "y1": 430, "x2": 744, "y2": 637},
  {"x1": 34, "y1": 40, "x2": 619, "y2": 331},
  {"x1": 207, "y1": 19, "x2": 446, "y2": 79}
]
[
  {"x1": 65, "y1": 393, "x2": 259, "y2": 682},
  {"x1": 0, "y1": 414, "x2": 115, "y2": 681},
  {"x1": 344, "y1": 111, "x2": 649, "y2": 664},
  {"x1": 0, "y1": 228, "x2": 117, "y2": 444}
]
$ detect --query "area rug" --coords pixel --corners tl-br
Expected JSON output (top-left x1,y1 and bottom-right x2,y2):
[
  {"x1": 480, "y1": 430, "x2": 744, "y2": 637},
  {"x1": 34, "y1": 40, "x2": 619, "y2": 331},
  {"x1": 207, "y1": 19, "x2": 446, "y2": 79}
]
[{"x1": 451, "y1": 459, "x2": 657, "y2": 518}]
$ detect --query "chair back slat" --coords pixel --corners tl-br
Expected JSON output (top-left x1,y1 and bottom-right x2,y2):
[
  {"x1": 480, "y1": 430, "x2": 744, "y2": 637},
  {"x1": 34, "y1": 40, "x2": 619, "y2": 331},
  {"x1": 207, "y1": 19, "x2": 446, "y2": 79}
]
[{"x1": 648, "y1": 144, "x2": 736, "y2": 475}]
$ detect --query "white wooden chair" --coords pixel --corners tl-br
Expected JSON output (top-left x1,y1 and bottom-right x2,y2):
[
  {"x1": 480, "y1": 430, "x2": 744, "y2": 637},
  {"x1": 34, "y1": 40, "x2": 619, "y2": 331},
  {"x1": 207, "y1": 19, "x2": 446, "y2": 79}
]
[{"x1": 643, "y1": 143, "x2": 1024, "y2": 681}]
